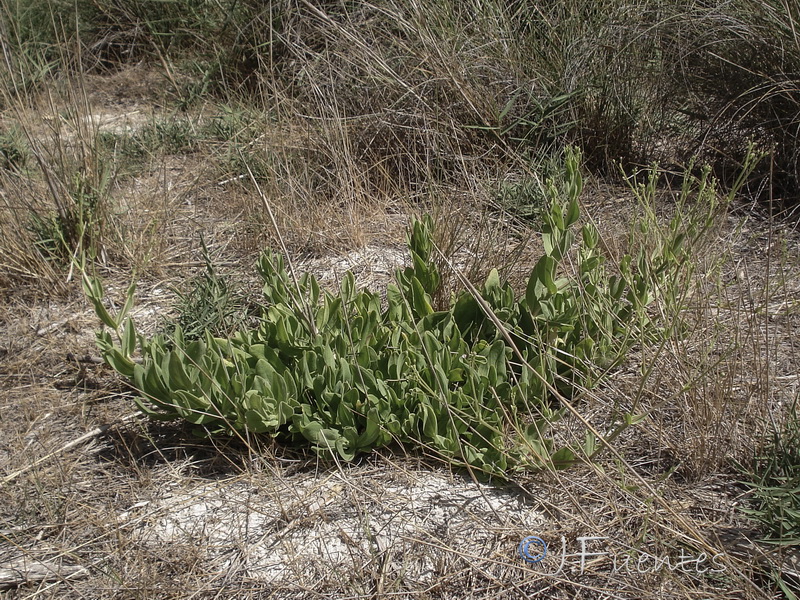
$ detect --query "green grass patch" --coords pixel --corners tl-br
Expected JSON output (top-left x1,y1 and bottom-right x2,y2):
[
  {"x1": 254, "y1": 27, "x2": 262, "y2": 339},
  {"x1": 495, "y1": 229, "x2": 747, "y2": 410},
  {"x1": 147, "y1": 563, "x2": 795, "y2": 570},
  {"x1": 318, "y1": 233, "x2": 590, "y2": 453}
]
[{"x1": 739, "y1": 400, "x2": 800, "y2": 598}]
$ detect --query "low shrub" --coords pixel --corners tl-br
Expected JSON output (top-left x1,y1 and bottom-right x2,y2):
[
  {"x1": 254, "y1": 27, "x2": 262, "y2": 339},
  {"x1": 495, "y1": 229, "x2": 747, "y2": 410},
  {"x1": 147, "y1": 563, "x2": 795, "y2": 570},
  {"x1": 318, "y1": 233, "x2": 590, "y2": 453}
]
[{"x1": 85, "y1": 150, "x2": 689, "y2": 476}]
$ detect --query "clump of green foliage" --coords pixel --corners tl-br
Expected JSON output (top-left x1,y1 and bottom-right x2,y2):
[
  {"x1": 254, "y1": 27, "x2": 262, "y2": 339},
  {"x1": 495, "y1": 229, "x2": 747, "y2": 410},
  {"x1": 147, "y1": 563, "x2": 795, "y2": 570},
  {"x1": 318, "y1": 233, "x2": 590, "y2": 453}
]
[
  {"x1": 494, "y1": 176, "x2": 546, "y2": 225},
  {"x1": 164, "y1": 238, "x2": 251, "y2": 340},
  {"x1": 85, "y1": 150, "x2": 687, "y2": 476},
  {"x1": 0, "y1": 127, "x2": 28, "y2": 172},
  {"x1": 28, "y1": 168, "x2": 109, "y2": 262},
  {"x1": 739, "y1": 402, "x2": 800, "y2": 596},
  {"x1": 97, "y1": 118, "x2": 201, "y2": 170},
  {"x1": 97, "y1": 109, "x2": 264, "y2": 176},
  {"x1": 746, "y1": 411, "x2": 800, "y2": 543}
]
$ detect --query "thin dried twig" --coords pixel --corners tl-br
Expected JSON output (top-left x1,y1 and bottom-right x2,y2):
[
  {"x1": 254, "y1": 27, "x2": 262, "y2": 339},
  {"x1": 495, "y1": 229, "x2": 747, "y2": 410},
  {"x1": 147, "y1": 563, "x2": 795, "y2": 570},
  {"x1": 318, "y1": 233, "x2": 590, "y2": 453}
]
[{"x1": 1, "y1": 412, "x2": 138, "y2": 487}]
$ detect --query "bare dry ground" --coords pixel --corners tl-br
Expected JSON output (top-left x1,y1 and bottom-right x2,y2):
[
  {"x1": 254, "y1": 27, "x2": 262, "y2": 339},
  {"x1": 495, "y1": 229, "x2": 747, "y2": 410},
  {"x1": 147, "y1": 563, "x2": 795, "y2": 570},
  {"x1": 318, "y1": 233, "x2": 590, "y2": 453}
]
[{"x1": 1, "y1": 67, "x2": 799, "y2": 599}]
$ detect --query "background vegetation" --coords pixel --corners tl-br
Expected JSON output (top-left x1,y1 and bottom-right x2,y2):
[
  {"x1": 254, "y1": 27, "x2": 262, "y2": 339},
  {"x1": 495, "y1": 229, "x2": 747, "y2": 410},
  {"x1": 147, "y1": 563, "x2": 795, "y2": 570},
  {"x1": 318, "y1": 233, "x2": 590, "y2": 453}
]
[{"x1": 4, "y1": 0, "x2": 799, "y2": 204}]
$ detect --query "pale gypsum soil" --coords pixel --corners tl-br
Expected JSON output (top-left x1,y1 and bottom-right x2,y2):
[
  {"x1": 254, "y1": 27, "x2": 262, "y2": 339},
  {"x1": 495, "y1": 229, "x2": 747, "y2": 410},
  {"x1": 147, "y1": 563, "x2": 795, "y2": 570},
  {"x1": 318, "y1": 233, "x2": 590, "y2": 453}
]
[{"x1": 127, "y1": 470, "x2": 543, "y2": 588}]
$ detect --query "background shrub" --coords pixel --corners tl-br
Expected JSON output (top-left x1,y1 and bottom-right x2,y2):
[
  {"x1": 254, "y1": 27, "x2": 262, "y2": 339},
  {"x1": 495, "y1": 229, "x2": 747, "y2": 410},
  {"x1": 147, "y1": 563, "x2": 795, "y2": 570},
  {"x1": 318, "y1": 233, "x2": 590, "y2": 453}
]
[{"x1": 4, "y1": 0, "x2": 798, "y2": 207}]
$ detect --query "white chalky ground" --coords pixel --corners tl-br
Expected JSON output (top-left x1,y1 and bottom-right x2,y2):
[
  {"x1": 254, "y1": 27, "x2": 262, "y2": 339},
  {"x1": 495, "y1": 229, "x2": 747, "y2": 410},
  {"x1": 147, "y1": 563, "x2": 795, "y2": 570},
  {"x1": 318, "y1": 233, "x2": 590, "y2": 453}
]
[{"x1": 122, "y1": 469, "x2": 545, "y2": 588}]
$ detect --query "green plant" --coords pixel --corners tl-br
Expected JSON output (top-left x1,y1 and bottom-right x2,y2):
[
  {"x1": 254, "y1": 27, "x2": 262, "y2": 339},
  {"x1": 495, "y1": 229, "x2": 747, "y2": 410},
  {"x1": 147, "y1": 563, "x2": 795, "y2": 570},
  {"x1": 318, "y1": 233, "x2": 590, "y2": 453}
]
[
  {"x1": 493, "y1": 174, "x2": 547, "y2": 227},
  {"x1": 164, "y1": 238, "x2": 251, "y2": 340},
  {"x1": 202, "y1": 105, "x2": 272, "y2": 182},
  {"x1": 493, "y1": 151, "x2": 581, "y2": 227},
  {"x1": 203, "y1": 105, "x2": 262, "y2": 142},
  {"x1": 0, "y1": 127, "x2": 28, "y2": 171},
  {"x1": 81, "y1": 261, "x2": 138, "y2": 379},
  {"x1": 739, "y1": 401, "x2": 800, "y2": 594},
  {"x1": 468, "y1": 90, "x2": 580, "y2": 154},
  {"x1": 745, "y1": 405, "x2": 800, "y2": 546},
  {"x1": 27, "y1": 168, "x2": 110, "y2": 262},
  {"x1": 99, "y1": 118, "x2": 199, "y2": 162},
  {"x1": 0, "y1": 0, "x2": 96, "y2": 93},
  {"x1": 85, "y1": 149, "x2": 687, "y2": 476}
]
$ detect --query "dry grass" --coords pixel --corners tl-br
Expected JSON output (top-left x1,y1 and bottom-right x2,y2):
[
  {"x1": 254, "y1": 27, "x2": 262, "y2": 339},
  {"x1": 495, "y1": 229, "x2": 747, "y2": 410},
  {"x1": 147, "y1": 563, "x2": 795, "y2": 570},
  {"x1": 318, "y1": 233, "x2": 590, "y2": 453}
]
[{"x1": 1, "y1": 3, "x2": 799, "y2": 595}]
